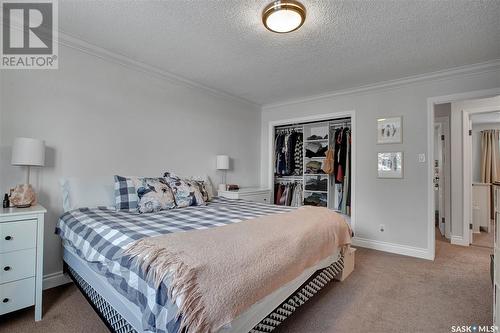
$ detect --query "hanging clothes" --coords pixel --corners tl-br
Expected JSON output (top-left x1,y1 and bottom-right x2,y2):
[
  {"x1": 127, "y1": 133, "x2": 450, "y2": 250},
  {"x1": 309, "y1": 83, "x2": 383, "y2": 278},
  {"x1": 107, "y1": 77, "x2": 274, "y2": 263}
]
[
  {"x1": 274, "y1": 129, "x2": 303, "y2": 177},
  {"x1": 293, "y1": 135, "x2": 303, "y2": 175},
  {"x1": 274, "y1": 181, "x2": 303, "y2": 207},
  {"x1": 323, "y1": 148, "x2": 334, "y2": 174},
  {"x1": 333, "y1": 127, "x2": 349, "y2": 184}
]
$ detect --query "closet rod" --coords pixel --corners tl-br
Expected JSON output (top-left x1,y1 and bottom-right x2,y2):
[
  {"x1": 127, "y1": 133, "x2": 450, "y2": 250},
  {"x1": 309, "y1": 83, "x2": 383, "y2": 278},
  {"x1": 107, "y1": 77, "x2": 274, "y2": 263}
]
[
  {"x1": 275, "y1": 116, "x2": 351, "y2": 130},
  {"x1": 275, "y1": 124, "x2": 303, "y2": 130}
]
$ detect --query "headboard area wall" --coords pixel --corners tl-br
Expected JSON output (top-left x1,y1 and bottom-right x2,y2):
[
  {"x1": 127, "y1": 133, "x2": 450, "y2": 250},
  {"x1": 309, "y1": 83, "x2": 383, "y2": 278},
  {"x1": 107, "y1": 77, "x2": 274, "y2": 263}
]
[{"x1": 0, "y1": 45, "x2": 261, "y2": 280}]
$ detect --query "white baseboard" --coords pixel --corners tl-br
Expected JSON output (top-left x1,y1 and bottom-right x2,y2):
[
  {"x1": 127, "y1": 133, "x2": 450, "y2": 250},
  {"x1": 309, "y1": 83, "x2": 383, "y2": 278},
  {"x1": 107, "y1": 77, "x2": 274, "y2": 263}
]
[
  {"x1": 43, "y1": 271, "x2": 72, "y2": 290},
  {"x1": 352, "y1": 237, "x2": 433, "y2": 260},
  {"x1": 450, "y1": 236, "x2": 469, "y2": 246}
]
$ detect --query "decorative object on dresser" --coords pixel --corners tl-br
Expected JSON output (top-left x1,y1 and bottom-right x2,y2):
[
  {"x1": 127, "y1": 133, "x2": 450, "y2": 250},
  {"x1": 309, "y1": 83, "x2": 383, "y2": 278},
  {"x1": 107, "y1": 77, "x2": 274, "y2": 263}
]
[
  {"x1": 216, "y1": 155, "x2": 230, "y2": 192},
  {"x1": 10, "y1": 137, "x2": 45, "y2": 208},
  {"x1": 218, "y1": 187, "x2": 271, "y2": 204},
  {"x1": 377, "y1": 116, "x2": 402, "y2": 144},
  {"x1": 0, "y1": 204, "x2": 46, "y2": 320}
]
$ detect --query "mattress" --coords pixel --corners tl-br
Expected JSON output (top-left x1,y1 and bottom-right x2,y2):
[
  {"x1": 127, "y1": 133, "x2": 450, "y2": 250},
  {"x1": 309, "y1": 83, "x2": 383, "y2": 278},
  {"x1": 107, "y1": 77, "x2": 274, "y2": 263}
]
[
  {"x1": 63, "y1": 243, "x2": 342, "y2": 333},
  {"x1": 56, "y1": 198, "x2": 346, "y2": 333},
  {"x1": 57, "y1": 198, "x2": 297, "y2": 332}
]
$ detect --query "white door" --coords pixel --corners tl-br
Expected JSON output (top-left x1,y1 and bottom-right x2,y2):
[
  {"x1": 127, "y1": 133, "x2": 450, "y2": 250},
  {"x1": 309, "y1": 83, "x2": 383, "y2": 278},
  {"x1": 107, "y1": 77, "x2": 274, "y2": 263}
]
[{"x1": 434, "y1": 124, "x2": 445, "y2": 236}]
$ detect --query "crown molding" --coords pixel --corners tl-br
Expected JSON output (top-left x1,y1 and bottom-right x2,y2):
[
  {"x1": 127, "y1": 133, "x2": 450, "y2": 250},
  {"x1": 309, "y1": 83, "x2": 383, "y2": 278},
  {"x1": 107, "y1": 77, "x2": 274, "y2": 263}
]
[
  {"x1": 56, "y1": 31, "x2": 260, "y2": 108},
  {"x1": 263, "y1": 59, "x2": 500, "y2": 109}
]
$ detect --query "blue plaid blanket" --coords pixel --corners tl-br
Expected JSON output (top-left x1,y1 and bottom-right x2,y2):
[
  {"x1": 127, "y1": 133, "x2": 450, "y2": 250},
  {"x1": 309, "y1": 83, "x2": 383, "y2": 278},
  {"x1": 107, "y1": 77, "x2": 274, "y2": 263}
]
[{"x1": 56, "y1": 197, "x2": 294, "y2": 333}]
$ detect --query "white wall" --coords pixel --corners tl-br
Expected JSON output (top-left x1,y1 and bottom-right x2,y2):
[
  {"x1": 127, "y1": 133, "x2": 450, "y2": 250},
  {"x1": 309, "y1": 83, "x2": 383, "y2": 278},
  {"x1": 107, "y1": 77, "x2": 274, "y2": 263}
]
[
  {"x1": 261, "y1": 68, "x2": 500, "y2": 259},
  {"x1": 0, "y1": 45, "x2": 261, "y2": 278},
  {"x1": 472, "y1": 123, "x2": 500, "y2": 183}
]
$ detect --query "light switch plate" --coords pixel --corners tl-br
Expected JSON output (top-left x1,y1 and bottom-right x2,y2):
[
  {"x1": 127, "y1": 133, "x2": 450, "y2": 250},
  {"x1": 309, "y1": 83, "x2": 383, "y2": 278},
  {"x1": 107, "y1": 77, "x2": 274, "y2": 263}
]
[{"x1": 418, "y1": 153, "x2": 426, "y2": 163}]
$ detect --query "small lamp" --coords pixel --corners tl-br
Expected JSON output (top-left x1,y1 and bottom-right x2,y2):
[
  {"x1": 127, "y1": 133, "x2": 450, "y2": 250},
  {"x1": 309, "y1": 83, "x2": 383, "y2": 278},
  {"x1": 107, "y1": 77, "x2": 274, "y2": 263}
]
[
  {"x1": 216, "y1": 155, "x2": 229, "y2": 192},
  {"x1": 10, "y1": 137, "x2": 45, "y2": 207}
]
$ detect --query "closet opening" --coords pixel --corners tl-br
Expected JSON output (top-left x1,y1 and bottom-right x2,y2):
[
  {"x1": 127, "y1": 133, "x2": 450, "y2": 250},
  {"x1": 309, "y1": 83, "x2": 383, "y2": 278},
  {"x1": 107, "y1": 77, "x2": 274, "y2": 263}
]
[{"x1": 269, "y1": 112, "x2": 355, "y2": 228}]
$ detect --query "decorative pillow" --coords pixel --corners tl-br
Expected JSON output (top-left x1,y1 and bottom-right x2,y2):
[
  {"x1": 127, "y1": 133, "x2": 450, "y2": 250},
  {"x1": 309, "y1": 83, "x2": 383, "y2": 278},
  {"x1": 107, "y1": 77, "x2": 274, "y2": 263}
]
[
  {"x1": 184, "y1": 175, "x2": 214, "y2": 202},
  {"x1": 114, "y1": 175, "x2": 139, "y2": 211},
  {"x1": 163, "y1": 172, "x2": 206, "y2": 207},
  {"x1": 132, "y1": 177, "x2": 176, "y2": 213}
]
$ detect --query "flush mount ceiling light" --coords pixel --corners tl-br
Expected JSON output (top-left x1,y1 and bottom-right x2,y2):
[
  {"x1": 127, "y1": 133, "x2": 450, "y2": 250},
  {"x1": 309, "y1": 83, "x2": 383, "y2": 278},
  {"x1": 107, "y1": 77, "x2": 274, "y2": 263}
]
[{"x1": 262, "y1": 0, "x2": 306, "y2": 33}]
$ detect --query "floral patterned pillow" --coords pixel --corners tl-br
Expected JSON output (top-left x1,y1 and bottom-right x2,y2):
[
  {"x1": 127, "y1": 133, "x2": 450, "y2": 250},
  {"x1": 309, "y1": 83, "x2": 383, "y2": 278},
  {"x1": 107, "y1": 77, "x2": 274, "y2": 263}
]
[
  {"x1": 163, "y1": 172, "x2": 206, "y2": 207},
  {"x1": 132, "y1": 177, "x2": 176, "y2": 213}
]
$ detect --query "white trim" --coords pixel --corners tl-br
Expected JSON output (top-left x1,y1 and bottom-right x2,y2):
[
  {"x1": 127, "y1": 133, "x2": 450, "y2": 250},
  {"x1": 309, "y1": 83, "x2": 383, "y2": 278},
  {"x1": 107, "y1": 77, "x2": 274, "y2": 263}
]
[
  {"x1": 263, "y1": 60, "x2": 500, "y2": 109},
  {"x1": 434, "y1": 116, "x2": 451, "y2": 239},
  {"x1": 352, "y1": 237, "x2": 433, "y2": 260},
  {"x1": 427, "y1": 88, "x2": 500, "y2": 256},
  {"x1": 450, "y1": 236, "x2": 469, "y2": 246},
  {"x1": 462, "y1": 102, "x2": 500, "y2": 246},
  {"x1": 56, "y1": 29, "x2": 499, "y2": 111},
  {"x1": 267, "y1": 111, "x2": 356, "y2": 233},
  {"x1": 43, "y1": 271, "x2": 72, "y2": 290},
  {"x1": 56, "y1": 31, "x2": 259, "y2": 108}
]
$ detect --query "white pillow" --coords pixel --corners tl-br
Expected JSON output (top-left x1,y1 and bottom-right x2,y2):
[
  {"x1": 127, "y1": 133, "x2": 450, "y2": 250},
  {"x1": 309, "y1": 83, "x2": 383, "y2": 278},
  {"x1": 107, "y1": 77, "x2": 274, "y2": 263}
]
[{"x1": 60, "y1": 176, "x2": 115, "y2": 212}]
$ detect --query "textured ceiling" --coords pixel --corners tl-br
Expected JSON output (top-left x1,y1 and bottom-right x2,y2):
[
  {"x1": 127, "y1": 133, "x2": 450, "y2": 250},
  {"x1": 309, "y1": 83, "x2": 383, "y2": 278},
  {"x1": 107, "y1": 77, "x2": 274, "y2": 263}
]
[{"x1": 59, "y1": 0, "x2": 500, "y2": 105}]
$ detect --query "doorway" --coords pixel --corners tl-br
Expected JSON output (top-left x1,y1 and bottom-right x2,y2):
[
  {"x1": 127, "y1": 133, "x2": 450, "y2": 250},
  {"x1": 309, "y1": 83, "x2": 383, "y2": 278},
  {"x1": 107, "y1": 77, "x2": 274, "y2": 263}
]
[
  {"x1": 433, "y1": 106, "x2": 451, "y2": 242},
  {"x1": 428, "y1": 89, "x2": 500, "y2": 259},
  {"x1": 466, "y1": 110, "x2": 500, "y2": 248}
]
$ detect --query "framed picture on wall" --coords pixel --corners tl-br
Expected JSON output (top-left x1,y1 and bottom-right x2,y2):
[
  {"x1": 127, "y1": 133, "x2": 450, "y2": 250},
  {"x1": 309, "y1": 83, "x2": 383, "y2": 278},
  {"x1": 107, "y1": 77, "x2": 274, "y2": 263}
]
[
  {"x1": 377, "y1": 116, "x2": 402, "y2": 144},
  {"x1": 378, "y1": 152, "x2": 403, "y2": 178}
]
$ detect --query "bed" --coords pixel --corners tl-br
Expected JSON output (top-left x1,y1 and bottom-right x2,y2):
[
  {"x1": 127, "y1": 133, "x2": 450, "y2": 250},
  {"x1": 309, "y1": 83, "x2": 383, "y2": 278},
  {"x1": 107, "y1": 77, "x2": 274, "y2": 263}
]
[{"x1": 56, "y1": 179, "x2": 350, "y2": 333}]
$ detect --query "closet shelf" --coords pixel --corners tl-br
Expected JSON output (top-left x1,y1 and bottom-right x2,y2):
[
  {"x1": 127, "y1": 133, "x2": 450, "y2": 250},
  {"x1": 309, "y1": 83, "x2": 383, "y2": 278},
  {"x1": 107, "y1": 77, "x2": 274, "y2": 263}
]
[
  {"x1": 305, "y1": 156, "x2": 326, "y2": 160},
  {"x1": 305, "y1": 139, "x2": 329, "y2": 143},
  {"x1": 304, "y1": 173, "x2": 328, "y2": 177},
  {"x1": 275, "y1": 176, "x2": 303, "y2": 180},
  {"x1": 304, "y1": 190, "x2": 328, "y2": 194}
]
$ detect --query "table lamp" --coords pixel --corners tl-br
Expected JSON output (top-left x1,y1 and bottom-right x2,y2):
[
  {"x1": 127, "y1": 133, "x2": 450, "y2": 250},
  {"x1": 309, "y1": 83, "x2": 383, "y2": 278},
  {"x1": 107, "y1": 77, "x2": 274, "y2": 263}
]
[
  {"x1": 10, "y1": 137, "x2": 45, "y2": 207},
  {"x1": 216, "y1": 155, "x2": 229, "y2": 192}
]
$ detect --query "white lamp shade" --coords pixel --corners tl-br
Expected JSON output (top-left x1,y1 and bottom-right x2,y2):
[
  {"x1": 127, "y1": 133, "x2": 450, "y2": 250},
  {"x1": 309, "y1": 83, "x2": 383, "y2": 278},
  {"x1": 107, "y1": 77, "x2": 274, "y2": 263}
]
[
  {"x1": 11, "y1": 137, "x2": 45, "y2": 166},
  {"x1": 216, "y1": 155, "x2": 229, "y2": 170}
]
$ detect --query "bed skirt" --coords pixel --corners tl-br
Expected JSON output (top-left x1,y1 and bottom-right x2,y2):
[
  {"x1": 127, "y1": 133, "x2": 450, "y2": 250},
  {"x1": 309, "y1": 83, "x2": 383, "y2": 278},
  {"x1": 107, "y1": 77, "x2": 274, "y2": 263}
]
[{"x1": 65, "y1": 255, "x2": 344, "y2": 333}]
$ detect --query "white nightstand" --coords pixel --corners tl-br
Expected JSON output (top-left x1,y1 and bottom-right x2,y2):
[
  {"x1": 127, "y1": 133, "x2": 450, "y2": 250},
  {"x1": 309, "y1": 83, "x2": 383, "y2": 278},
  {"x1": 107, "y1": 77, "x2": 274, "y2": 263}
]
[
  {"x1": 218, "y1": 187, "x2": 271, "y2": 204},
  {"x1": 0, "y1": 204, "x2": 46, "y2": 321}
]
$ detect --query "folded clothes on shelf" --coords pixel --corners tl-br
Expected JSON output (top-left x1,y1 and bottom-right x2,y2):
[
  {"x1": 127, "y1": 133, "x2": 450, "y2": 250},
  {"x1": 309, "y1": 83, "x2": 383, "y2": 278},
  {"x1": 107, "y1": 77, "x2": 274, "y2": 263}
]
[
  {"x1": 305, "y1": 160, "x2": 323, "y2": 174},
  {"x1": 305, "y1": 177, "x2": 328, "y2": 192},
  {"x1": 306, "y1": 134, "x2": 328, "y2": 140},
  {"x1": 303, "y1": 192, "x2": 327, "y2": 207},
  {"x1": 305, "y1": 142, "x2": 327, "y2": 158}
]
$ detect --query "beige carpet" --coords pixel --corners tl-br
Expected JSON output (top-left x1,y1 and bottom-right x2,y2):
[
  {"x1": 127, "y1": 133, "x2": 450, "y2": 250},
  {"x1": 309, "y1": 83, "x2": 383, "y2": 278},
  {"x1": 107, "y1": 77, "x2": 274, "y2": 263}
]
[
  {"x1": 0, "y1": 237, "x2": 492, "y2": 333},
  {"x1": 472, "y1": 220, "x2": 495, "y2": 248}
]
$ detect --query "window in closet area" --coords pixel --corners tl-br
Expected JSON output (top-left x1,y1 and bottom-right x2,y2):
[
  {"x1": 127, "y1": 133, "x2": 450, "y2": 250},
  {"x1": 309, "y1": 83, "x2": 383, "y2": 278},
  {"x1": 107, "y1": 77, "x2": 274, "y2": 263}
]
[{"x1": 273, "y1": 117, "x2": 352, "y2": 216}]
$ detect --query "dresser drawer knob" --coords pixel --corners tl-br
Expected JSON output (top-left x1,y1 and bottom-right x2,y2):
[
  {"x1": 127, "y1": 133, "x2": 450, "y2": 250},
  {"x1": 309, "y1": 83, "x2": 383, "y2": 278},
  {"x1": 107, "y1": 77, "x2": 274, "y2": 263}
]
[
  {"x1": 4, "y1": 235, "x2": 12, "y2": 241},
  {"x1": 3, "y1": 266, "x2": 10, "y2": 271},
  {"x1": 2, "y1": 298, "x2": 8, "y2": 303}
]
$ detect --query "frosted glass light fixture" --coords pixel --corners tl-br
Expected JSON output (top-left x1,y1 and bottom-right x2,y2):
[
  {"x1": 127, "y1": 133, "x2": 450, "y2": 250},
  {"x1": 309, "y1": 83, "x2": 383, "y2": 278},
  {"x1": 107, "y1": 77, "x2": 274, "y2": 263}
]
[{"x1": 263, "y1": 1, "x2": 306, "y2": 33}]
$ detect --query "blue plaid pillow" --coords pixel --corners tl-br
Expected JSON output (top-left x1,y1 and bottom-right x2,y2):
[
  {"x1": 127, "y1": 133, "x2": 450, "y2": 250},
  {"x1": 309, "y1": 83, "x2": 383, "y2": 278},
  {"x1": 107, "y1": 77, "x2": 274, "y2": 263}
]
[{"x1": 114, "y1": 175, "x2": 138, "y2": 211}]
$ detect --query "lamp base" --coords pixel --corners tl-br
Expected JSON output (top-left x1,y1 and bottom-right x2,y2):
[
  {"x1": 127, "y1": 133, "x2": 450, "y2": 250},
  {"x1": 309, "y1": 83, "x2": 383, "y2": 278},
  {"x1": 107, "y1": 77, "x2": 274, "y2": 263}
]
[{"x1": 10, "y1": 184, "x2": 36, "y2": 208}]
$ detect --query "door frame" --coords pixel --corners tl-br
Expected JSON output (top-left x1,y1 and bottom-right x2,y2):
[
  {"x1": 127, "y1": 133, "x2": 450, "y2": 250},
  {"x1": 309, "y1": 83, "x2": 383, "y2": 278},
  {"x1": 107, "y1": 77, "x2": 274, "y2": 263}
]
[
  {"x1": 435, "y1": 116, "x2": 451, "y2": 239},
  {"x1": 268, "y1": 110, "x2": 356, "y2": 233},
  {"x1": 462, "y1": 104, "x2": 500, "y2": 245},
  {"x1": 433, "y1": 122, "x2": 445, "y2": 236},
  {"x1": 427, "y1": 88, "x2": 500, "y2": 258}
]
